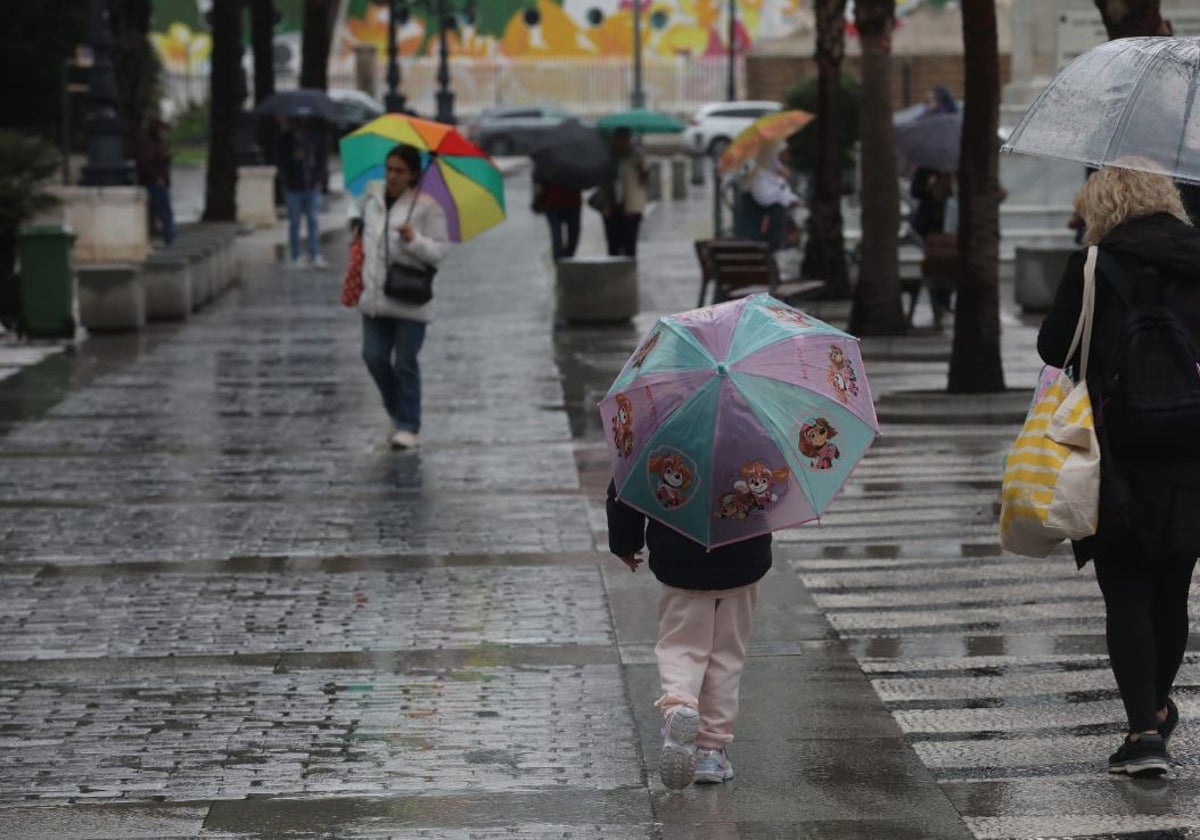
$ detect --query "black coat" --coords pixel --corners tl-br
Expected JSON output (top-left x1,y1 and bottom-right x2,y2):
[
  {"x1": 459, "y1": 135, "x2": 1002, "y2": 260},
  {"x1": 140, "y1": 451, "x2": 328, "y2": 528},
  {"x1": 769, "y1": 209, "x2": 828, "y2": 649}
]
[
  {"x1": 606, "y1": 480, "x2": 772, "y2": 590},
  {"x1": 1037, "y1": 212, "x2": 1200, "y2": 564}
]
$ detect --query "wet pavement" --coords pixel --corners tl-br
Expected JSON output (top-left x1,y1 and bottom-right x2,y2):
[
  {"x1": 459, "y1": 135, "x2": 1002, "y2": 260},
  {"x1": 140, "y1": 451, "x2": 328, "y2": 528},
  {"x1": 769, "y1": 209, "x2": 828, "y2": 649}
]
[{"x1": 0, "y1": 168, "x2": 1197, "y2": 839}]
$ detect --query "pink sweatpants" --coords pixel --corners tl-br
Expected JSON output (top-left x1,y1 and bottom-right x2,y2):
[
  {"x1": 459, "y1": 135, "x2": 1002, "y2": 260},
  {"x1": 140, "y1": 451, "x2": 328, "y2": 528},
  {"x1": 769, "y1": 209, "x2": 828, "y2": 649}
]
[{"x1": 653, "y1": 582, "x2": 759, "y2": 749}]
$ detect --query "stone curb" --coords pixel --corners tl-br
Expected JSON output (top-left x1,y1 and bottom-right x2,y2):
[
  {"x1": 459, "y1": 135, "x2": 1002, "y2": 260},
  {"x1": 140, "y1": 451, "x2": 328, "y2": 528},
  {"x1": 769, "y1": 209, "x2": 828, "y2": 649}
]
[{"x1": 874, "y1": 388, "x2": 1033, "y2": 425}]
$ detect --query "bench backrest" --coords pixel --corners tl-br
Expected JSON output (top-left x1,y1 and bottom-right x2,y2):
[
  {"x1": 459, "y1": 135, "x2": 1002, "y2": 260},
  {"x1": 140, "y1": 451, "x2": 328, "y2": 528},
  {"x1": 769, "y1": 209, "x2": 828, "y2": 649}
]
[{"x1": 695, "y1": 239, "x2": 779, "y2": 292}]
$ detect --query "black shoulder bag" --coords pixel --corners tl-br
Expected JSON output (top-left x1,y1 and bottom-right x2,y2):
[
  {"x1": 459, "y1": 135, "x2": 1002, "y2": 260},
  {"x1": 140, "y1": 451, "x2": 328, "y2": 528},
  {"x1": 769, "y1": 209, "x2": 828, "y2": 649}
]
[{"x1": 383, "y1": 192, "x2": 437, "y2": 305}]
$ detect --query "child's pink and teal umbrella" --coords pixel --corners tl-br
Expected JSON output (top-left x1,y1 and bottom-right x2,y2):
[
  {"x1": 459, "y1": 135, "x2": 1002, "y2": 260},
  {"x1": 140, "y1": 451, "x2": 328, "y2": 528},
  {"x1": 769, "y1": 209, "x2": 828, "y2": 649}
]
[
  {"x1": 599, "y1": 294, "x2": 879, "y2": 549},
  {"x1": 338, "y1": 113, "x2": 506, "y2": 242}
]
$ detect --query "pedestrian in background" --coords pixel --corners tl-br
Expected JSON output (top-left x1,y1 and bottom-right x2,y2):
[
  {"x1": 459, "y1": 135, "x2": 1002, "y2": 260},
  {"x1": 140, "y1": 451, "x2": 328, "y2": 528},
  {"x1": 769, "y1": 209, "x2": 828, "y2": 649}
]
[
  {"x1": 1037, "y1": 160, "x2": 1200, "y2": 777},
  {"x1": 597, "y1": 127, "x2": 649, "y2": 257},
  {"x1": 606, "y1": 479, "x2": 770, "y2": 790},
  {"x1": 910, "y1": 85, "x2": 959, "y2": 327},
  {"x1": 278, "y1": 117, "x2": 328, "y2": 269},
  {"x1": 533, "y1": 176, "x2": 582, "y2": 260},
  {"x1": 134, "y1": 118, "x2": 175, "y2": 246},
  {"x1": 741, "y1": 141, "x2": 801, "y2": 252},
  {"x1": 349, "y1": 144, "x2": 449, "y2": 450}
]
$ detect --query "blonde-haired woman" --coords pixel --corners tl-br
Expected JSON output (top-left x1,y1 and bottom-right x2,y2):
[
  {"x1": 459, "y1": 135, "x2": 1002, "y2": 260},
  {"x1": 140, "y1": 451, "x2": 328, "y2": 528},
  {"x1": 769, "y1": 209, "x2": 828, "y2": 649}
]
[{"x1": 1037, "y1": 158, "x2": 1200, "y2": 777}]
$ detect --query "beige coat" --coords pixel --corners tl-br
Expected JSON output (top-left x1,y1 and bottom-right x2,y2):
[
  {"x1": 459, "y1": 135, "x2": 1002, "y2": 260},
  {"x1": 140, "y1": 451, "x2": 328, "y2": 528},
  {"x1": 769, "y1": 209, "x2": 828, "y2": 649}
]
[{"x1": 351, "y1": 181, "x2": 450, "y2": 323}]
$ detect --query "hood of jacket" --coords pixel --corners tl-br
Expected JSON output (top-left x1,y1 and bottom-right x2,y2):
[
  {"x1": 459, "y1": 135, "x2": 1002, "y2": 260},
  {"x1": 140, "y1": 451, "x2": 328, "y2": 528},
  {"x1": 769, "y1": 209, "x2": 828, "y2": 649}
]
[{"x1": 1101, "y1": 212, "x2": 1200, "y2": 283}]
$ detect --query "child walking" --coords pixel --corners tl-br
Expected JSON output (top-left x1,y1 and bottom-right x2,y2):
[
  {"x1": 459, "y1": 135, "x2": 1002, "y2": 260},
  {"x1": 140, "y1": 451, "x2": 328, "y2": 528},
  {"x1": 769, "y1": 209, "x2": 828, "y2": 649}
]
[{"x1": 606, "y1": 479, "x2": 771, "y2": 790}]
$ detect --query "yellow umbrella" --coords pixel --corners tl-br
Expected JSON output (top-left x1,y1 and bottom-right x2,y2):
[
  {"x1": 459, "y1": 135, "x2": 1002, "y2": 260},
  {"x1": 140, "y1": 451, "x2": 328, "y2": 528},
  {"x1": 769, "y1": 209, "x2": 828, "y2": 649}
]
[{"x1": 717, "y1": 110, "x2": 815, "y2": 175}]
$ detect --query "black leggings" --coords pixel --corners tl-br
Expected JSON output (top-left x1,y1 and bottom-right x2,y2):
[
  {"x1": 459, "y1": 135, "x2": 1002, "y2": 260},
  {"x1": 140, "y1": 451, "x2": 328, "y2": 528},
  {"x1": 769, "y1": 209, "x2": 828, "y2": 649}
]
[{"x1": 1093, "y1": 550, "x2": 1197, "y2": 732}]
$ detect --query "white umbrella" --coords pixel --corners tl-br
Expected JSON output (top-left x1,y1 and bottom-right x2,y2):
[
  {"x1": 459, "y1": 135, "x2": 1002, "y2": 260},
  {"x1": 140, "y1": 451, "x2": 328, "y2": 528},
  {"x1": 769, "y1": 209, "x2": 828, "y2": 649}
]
[{"x1": 1002, "y1": 37, "x2": 1200, "y2": 183}]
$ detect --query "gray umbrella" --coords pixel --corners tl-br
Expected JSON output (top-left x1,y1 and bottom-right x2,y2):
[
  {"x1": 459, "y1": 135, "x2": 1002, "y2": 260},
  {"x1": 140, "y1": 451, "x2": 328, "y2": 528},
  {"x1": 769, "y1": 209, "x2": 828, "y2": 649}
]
[
  {"x1": 1003, "y1": 37, "x2": 1200, "y2": 183},
  {"x1": 895, "y1": 112, "x2": 962, "y2": 171},
  {"x1": 254, "y1": 88, "x2": 340, "y2": 122},
  {"x1": 530, "y1": 121, "x2": 614, "y2": 190}
]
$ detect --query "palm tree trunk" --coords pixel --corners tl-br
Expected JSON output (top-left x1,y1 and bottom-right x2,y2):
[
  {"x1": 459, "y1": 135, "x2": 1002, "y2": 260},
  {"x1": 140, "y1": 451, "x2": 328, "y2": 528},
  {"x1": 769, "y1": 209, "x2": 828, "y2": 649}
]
[
  {"x1": 300, "y1": 0, "x2": 336, "y2": 90},
  {"x1": 948, "y1": 0, "x2": 1005, "y2": 393},
  {"x1": 849, "y1": 0, "x2": 906, "y2": 335},
  {"x1": 802, "y1": 0, "x2": 850, "y2": 296},
  {"x1": 203, "y1": 0, "x2": 239, "y2": 222},
  {"x1": 1094, "y1": 0, "x2": 1167, "y2": 37},
  {"x1": 108, "y1": 0, "x2": 154, "y2": 154},
  {"x1": 251, "y1": 0, "x2": 279, "y2": 199}
]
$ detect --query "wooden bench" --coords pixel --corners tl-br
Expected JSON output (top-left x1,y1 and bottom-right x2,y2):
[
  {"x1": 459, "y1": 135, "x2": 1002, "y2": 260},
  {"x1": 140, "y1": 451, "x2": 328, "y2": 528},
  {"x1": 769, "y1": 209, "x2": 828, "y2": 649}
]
[{"x1": 694, "y1": 239, "x2": 823, "y2": 307}]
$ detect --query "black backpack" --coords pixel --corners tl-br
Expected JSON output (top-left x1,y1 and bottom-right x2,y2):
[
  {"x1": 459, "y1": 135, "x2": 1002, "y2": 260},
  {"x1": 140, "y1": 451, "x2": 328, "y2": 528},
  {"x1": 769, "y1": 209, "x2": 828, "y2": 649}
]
[{"x1": 1097, "y1": 250, "x2": 1200, "y2": 451}]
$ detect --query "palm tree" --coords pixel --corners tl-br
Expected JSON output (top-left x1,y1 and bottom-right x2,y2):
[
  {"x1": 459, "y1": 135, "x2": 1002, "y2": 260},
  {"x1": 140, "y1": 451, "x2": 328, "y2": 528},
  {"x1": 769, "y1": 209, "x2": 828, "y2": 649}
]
[
  {"x1": 1094, "y1": 0, "x2": 1167, "y2": 37},
  {"x1": 802, "y1": 0, "x2": 850, "y2": 297},
  {"x1": 849, "y1": 0, "x2": 906, "y2": 335},
  {"x1": 203, "y1": 0, "x2": 239, "y2": 222},
  {"x1": 947, "y1": 0, "x2": 1004, "y2": 392}
]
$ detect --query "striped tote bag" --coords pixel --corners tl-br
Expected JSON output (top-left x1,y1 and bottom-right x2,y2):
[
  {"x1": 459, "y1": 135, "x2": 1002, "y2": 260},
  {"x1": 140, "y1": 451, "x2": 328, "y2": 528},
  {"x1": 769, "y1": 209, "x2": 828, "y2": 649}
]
[{"x1": 999, "y1": 247, "x2": 1100, "y2": 557}]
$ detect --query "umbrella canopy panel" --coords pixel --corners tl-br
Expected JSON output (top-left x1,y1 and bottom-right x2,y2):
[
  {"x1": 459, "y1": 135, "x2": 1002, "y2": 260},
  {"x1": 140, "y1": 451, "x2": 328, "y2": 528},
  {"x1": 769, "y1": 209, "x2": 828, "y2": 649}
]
[
  {"x1": 596, "y1": 109, "x2": 687, "y2": 135},
  {"x1": 895, "y1": 112, "x2": 962, "y2": 172},
  {"x1": 530, "y1": 121, "x2": 614, "y2": 189},
  {"x1": 1003, "y1": 37, "x2": 1200, "y2": 184},
  {"x1": 254, "y1": 89, "x2": 340, "y2": 121}
]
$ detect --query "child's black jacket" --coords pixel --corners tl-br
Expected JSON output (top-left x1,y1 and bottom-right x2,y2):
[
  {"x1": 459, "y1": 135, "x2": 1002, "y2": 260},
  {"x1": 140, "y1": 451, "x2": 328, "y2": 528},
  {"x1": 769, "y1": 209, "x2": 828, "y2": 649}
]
[{"x1": 606, "y1": 480, "x2": 772, "y2": 590}]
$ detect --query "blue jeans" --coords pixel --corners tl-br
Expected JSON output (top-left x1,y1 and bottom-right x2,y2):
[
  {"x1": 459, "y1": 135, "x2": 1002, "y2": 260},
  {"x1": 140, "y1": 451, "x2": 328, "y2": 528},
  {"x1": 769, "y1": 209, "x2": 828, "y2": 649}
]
[
  {"x1": 362, "y1": 315, "x2": 426, "y2": 433},
  {"x1": 147, "y1": 183, "x2": 175, "y2": 245},
  {"x1": 545, "y1": 207, "x2": 580, "y2": 260},
  {"x1": 284, "y1": 189, "x2": 322, "y2": 260}
]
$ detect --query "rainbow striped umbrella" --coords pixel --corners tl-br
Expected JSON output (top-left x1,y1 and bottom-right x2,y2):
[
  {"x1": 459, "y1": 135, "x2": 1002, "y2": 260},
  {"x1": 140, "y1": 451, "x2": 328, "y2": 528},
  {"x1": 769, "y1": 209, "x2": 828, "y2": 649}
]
[{"x1": 339, "y1": 114, "x2": 506, "y2": 242}]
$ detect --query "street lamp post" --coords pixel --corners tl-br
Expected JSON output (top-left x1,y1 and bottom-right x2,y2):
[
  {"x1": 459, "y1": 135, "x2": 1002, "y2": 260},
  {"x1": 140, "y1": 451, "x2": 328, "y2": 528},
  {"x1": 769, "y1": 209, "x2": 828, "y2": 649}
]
[
  {"x1": 383, "y1": 0, "x2": 407, "y2": 113},
  {"x1": 434, "y1": 0, "x2": 456, "y2": 124},
  {"x1": 631, "y1": 0, "x2": 645, "y2": 108},
  {"x1": 726, "y1": 0, "x2": 736, "y2": 101},
  {"x1": 80, "y1": 0, "x2": 132, "y2": 186}
]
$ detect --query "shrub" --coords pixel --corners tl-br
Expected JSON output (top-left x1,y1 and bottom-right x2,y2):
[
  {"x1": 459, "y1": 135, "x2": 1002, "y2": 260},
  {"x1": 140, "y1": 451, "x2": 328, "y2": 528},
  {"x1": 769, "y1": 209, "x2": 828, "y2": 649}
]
[{"x1": 783, "y1": 74, "x2": 862, "y2": 174}]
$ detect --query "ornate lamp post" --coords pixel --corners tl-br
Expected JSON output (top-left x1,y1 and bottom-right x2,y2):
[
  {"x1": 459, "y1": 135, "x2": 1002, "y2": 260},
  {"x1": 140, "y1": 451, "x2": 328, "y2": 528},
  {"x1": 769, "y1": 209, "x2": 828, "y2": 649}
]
[
  {"x1": 380, "y1": 0, "x2": 408, "y2": 113},
  {"x1": 631, "y1": 0, "x2": 645, "y2": 108},
  {"x1": 433, "y1": 0, "x2": 455, "y2": 124},
  {"x1": 80, "y1": 0, "x2": 132, "y2": 186},
  {"x1": 726, "y1": 0, "x2": 737, "y2": 101}
]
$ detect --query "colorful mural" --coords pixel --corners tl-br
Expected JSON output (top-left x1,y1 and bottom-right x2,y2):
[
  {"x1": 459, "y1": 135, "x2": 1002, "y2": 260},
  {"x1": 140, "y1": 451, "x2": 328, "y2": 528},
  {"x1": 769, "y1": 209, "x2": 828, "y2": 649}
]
[
  {"x1": 336, "y1": 0, "x2": 809, "y2": 61},
  {"x1": 146, "y1": 0, "x2": 954, "y2": 76}
]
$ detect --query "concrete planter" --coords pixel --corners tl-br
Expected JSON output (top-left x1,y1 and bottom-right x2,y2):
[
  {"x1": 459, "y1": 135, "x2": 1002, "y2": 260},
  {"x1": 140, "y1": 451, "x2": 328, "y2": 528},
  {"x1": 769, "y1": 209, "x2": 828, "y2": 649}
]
[
  {"x1": 555, "y1": 257, "x2": 638, "y2": 325},
  {"x1": 141, "y1": 255, "x2": 192, "y2": 322},
  {"x1": 1015, "y1": 246, "x2": 1076, "y2": 312},
  {"x1": 78, "y1": 264, "x2": 145, "y2": 333}
]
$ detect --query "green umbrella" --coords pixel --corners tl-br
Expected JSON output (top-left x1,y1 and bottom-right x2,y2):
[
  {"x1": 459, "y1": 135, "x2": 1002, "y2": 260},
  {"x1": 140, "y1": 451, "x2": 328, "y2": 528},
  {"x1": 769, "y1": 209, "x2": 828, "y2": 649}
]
[{"x1": 596, "y1": 109, "x2": 686, "y2": 135}]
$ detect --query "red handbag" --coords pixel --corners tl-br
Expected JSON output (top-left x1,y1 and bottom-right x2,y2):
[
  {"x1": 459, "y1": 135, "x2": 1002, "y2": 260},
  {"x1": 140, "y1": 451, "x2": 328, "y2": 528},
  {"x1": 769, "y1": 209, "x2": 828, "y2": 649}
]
[{"x1": 341, "y1": 237, "x2": 364, "y2": 307}]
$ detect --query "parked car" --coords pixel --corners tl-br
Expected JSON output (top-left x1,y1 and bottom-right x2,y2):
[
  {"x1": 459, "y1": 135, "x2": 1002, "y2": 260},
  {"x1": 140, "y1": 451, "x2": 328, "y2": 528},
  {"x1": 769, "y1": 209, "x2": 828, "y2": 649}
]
[
  {"x1": 465, "y1": 106, "x2": 579, "y2": 156},
  {"x1": 327, "y1": 88, "x2": 386, "y2": 136},
  {"x1": 682, "y1": 100, "x2": 782, "y2": 158}
]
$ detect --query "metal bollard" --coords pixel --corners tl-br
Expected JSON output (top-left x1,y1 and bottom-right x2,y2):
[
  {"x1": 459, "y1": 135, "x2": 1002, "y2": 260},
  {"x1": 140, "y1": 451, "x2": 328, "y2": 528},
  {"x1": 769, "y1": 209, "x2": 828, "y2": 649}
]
[
  {"x1": 670, "y1": 157, "x2": 688, "y2": 200},
  {"x1": 690, "y1": 152, "x2": 705, "y2": 186},
  {"x1": 647, "y1": 160, "x2": 663, "y2": 202}
]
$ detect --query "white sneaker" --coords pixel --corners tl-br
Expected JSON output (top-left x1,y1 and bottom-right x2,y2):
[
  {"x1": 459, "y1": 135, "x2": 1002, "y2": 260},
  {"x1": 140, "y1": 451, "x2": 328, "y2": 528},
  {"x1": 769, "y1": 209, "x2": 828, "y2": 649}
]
[
  {"x1": 389, "y1": 430, "x2": 419, "y2": 450},
  {"x1": 693, "y1": 747, "x2": 735, "y2": 784},
  {"x1": 659, "y1": 705, "x2": 699, "y2": 790},
  {"x1": 309, "y1": 255, "x2": 329, "y2": 270}
]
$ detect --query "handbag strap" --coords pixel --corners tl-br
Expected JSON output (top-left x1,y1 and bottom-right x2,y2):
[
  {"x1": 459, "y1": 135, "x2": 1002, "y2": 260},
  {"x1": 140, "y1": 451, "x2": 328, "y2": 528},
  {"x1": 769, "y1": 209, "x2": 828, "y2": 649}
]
[
  {"x1": 1064, "y1": 246, "x2": 1098, "y2": 380},
  {"x1": 382, "y1": 160, "x2": 433, "y2": 269}
]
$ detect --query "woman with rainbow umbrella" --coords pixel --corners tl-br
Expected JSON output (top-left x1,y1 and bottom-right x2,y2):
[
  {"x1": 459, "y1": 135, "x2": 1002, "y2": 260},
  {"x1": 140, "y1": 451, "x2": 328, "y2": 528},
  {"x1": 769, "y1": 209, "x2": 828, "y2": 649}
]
[{"x1": 340, "y1": 114, "x2": 506, "y2": 450}]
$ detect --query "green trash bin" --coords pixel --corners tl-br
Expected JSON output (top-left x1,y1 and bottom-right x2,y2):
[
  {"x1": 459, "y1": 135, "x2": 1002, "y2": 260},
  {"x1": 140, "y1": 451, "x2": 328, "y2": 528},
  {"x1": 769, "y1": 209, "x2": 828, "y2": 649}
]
[{"x1": 17, "y1": 224, "x2": 76, "y2": 338}]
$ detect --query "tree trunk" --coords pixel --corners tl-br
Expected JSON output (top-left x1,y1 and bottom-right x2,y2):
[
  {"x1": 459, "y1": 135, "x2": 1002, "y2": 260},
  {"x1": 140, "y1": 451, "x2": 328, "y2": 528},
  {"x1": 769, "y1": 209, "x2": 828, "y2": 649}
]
[
  {"x1": 802, "y1": 0, "x2": 850, "y2": 296},
  {"x1": 203, "y1": 0, "x2": 240, "y2": 222},
  {"x1": 108, "y1": 0, "x2": 154, "y2": 154},
  {"x1": 1094, "y1": 0, "x2": 1167, "y2": 38},
  {"x1": 948, "y1": 0, "x2": 1005, "y2": 393},
  {"x1": 300, "y1": 0, "x2": 336, "y2": 90},
  {"x1": 849, "y1": 0, "x2": 906, "y2": 335},
  {"x1": 251, "y1": 0, "x2": 279, "y2": 185}
]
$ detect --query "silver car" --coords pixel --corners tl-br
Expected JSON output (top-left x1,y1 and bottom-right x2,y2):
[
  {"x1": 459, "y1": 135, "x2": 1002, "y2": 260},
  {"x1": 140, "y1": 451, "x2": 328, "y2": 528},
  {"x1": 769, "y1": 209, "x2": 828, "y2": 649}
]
[{"x1": 465, "y1": 106, "x2": 578, "y2": 156}]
